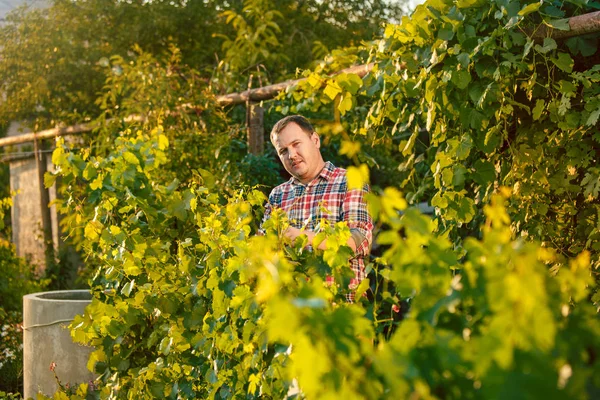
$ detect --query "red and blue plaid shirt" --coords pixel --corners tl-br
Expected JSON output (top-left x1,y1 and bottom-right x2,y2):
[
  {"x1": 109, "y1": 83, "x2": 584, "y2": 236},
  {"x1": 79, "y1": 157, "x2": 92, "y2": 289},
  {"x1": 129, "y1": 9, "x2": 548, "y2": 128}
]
[{"x1": 263, "y1": 162, "x2": 373, "y2": 295}]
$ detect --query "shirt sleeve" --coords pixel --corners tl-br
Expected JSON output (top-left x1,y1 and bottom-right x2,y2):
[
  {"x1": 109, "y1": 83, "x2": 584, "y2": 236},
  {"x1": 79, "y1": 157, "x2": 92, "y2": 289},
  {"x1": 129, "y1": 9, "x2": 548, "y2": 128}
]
[{"x1": 342, "y1": 183, "x2": 373, "y2": 257}]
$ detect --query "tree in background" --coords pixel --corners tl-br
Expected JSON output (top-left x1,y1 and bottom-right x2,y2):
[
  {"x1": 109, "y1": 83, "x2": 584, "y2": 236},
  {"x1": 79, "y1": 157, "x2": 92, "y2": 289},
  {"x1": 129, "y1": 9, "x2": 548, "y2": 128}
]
[{"x1": 0, "y1": 0, "x2": 405, "y2": 129}]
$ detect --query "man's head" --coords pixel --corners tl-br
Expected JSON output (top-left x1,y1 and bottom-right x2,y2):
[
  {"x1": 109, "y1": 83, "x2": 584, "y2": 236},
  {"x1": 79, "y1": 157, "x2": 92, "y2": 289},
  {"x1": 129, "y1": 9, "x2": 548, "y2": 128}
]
[{"x1": 270, "y1": 115, "x2": 325, "y2": 184}]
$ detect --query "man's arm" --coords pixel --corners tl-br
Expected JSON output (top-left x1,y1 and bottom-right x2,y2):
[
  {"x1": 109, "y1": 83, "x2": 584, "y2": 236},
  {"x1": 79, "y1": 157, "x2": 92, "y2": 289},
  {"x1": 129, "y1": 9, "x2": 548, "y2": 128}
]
[
  {"x1": 341, "y1": 184, "x2": 373, "y2": 257},
  {"x1": 284, "y1": 183, "x2": 372, "y2": 255}
]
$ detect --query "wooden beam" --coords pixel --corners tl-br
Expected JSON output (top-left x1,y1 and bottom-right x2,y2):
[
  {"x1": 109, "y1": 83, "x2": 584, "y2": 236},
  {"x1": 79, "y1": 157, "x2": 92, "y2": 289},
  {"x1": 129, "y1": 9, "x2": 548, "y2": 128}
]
[
  {"x1": 216, "y1": 63, "x2": 374, "y2": 106},
  {"x1": 532, "y1": 11, "x2": 600, "y2": 40},
  {"x1": 0, "y1": 115, "x2": 145, "y2": 148}
]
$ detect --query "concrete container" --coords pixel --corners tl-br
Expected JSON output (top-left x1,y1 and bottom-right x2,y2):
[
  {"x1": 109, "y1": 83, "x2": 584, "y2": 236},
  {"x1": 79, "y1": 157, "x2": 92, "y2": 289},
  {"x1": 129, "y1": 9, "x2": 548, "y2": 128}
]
[{"x1": 23, "y1": 290, "x2": 94, "y2": 399}]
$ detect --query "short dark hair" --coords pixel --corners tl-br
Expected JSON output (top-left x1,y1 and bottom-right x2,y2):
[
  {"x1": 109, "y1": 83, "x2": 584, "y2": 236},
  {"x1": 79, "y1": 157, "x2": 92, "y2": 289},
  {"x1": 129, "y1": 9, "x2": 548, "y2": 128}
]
[{"x1": 270, "y1": 115, "x2": 314, "y2": 142}]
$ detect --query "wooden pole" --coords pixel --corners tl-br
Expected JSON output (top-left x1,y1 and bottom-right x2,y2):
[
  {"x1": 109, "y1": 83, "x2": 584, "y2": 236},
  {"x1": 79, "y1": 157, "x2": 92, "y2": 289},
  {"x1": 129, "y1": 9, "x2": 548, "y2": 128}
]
[
  {"x1": 33, "y1": 135, "x2": 54, "y2": 270},
  {"x1": 245, "y1": 74, "x2": 265, "y2": 155},
  {"x1": 247, "y1": 103, "x2": 265, "y2": 155}
]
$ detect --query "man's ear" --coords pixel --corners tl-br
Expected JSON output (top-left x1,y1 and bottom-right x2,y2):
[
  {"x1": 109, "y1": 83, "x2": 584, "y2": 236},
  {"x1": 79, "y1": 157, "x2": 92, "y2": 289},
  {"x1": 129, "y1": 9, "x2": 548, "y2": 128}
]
[{"x1": 312, "y1": 132, "x2": 320, "y2": 148}]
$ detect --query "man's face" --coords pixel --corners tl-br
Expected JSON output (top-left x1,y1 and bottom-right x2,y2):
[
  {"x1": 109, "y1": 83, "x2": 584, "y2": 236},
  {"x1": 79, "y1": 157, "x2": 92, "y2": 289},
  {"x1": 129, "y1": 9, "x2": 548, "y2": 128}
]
[{"x1": 273, "y1": 122, "x2": 324, "y2": 184}]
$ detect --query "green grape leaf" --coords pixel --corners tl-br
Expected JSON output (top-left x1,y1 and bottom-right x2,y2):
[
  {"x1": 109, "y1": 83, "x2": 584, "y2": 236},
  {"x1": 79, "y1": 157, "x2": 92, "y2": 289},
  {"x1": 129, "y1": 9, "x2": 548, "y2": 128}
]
[
  {"x1": 335, "y1": 73, "x2": 363, "y2": 94},
  {"x1": 586, "y1": 107, "x2": 600, "y2": 126},
  {"x1": 44, "y1": 172, "x2": 57, "y2": 189},
  {"x1": 565, "y1": 36, "x2": 598, "y2": 57},
  {"x1": 438, "y1": 25, "x2": 454, "y2": 41},
  {"x1": 451, "y1": 69, "x2": 472, "y2": 89},
  {"x1": 547, "y1": 18, "x2": 570, "y2": 31},
  {"x1": 582, "y1": 170, "x2": 600, "y2": 199},
  {"x1": 534, "y1": 37, "x2": 557, "y2": 54},
  {"x1": 472, "y1": 160, "x2": 496, "y2": 186},
  {"x1": 533, "y1": 99, "x2": 545, "y2": 120},
  {"x1": 551, "y1": 52, "x2": 574, "y2": 73}
]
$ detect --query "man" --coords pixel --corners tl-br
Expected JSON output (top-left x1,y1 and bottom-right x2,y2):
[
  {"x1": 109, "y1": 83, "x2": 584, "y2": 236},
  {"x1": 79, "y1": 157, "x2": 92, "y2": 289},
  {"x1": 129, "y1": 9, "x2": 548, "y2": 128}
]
[{"x1": 262, "y1": 115, "x2": 373, "y2": 298}]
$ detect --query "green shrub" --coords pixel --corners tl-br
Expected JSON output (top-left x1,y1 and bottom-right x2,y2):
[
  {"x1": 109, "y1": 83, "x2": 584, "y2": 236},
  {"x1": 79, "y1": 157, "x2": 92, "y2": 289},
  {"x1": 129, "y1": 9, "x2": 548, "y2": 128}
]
[
  {"x1": 0, "y1": 309, "x2": 24, "y2": 395},
  {"x1": 0, "y1": 239, "x2": 48, "y2": 313},
  {"x1": 0, "y1": 238, "x2": 47, "y2": 395}
]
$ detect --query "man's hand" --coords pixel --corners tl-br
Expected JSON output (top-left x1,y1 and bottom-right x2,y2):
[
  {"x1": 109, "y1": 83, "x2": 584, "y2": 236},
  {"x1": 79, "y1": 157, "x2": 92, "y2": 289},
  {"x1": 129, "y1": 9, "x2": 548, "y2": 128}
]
[
  {"x1": 284, "y1": 227, "x2": 356, "y2": 252},
  {"x1": 283, "y1": 226, "x2": 303, "y2": 242}
]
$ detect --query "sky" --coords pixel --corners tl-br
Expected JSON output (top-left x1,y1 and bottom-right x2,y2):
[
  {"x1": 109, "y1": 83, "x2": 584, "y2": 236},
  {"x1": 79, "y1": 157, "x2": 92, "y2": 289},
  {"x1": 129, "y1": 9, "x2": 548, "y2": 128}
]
[
  {"x1": 1, "y1": 0, "x2": 427, "y2": 22},
  {"x1": 0, "y1": 0, "x2": 45, "y2": 21},
  {"x1": 409, "y1": 0, "x2": 426, "y2": 9}
]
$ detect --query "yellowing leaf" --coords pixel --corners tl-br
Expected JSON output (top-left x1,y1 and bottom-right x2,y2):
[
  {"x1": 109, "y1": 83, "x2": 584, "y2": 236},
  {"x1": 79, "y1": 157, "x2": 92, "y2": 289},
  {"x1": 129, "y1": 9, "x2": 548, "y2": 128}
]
[
  {"x1": 381, "y1": 187, "x2": 408, "y2": 216},
  {"x1": 484, "y1": 195, "x2": 510, "y2": 227},
  {"x1": 84, "y1": 220, "x2": 103, "y2": 241},
  {"x1": 44, "y1": 172, "x2": 57, "y2": 189},
  {"x1": 323, "y1": 81, "x2": 342, "y2": 100},
  {"x1": 124, "y1": 253, "x2": 142, "y2": 276},
  {"x1": 52, "y1": 146, "x2": 66, "y2": 166},
  {"x1": 307, "y1": 73, "x2": 322, "y2": 88},
  {"x1": 248, "y1": 373, "x2": 261, "y2": 395},
  {"x1": 158, "y1": 134, "x2": 169, "y2": 150},
  {"x1": 82, "y1": 164, "x2": 97, "y2": 180},
  {"x1": 518, "y1": 1, "x2": 542, "y2": 16},
  {"x1": 427, "y1": 102, "x2": 437, "y2": 132},
  {"x1": 121, "y1": 279, "x2": 135, "y2": 297},
  {"x1": 159, "y1": 336, "x2": 173, "y2": 355},
  {"x1": 456, "y1": 0, "x2": 485, "y2": 7},
  {"x1": 570, "y1": 250, "x2": 590, "y2": 273},
  {"x1": 347, "y1": 164, "x2": 369, "y2": 190},
  {"x1": 354, "y1": 277, "x2": 370, "y2": 300},
  {"x1": 338, "y1": 93, "x2": 353, "y2": 115},
  {"x1": 90, "y1": 174, "x2": 104, "y2": 191},
  {"x1": 123, "y1": 151, "x2": 140, "y2": 165},
  {"x1": 339, "y1": 140, "x2": 361, "y2": 158}
]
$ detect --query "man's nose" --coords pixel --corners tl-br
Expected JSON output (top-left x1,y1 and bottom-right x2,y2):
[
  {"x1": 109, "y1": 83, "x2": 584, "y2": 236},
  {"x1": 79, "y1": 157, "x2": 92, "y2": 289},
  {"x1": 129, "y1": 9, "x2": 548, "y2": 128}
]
[{"x1": 287, "y1": 147, "x2": 298, "y2": 159}]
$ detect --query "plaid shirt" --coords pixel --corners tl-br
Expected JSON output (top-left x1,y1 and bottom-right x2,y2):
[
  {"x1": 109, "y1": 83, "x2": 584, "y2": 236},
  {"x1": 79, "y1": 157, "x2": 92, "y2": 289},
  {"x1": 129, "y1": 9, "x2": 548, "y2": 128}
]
[{"x1": 263, "y1": 162, "x2": 373, "y2": 295}]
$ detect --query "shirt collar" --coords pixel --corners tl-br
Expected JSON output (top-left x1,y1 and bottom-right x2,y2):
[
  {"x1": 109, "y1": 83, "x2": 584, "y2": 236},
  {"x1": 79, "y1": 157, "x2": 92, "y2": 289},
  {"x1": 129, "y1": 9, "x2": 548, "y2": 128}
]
[{"x1": 289, "y1": 161, "x2": 335, "y2": 186}]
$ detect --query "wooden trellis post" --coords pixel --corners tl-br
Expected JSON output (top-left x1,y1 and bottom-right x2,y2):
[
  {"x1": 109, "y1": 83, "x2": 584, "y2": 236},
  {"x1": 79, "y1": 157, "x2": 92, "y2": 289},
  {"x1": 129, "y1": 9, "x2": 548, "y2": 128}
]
[
  {"x1": 247, "y1": 103, "x2": 265, "y2": 155},
  {"x1": 33, "y1": 135, "x2": 54, "y2": 269},
  {"x1": 245, "y1": 74, "x2": 265, "y2": 155}
]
